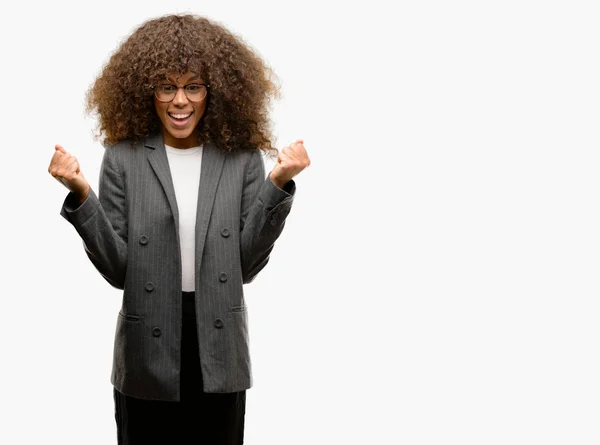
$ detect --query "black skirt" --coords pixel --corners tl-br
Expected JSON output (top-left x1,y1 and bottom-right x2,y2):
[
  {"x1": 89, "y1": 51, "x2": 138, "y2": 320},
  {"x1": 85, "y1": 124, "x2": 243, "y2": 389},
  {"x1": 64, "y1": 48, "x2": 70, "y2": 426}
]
[{"x1": 113, "y1": 291, "x2": 246, "y2": 445}]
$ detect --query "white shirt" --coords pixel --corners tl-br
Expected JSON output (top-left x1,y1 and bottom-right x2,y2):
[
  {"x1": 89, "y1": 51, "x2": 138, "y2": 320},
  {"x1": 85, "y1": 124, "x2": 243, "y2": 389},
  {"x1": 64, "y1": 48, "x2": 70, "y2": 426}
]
[{"x1": 165, "y1": 144, "x2": 203, "y2": 291}]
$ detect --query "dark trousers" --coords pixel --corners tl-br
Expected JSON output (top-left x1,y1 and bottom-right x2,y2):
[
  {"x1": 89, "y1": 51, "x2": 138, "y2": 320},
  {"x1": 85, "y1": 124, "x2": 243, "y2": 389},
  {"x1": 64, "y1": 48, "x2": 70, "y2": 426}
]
[{"x1": 114, "y1": 291, "x2": 246, "y2": 444}]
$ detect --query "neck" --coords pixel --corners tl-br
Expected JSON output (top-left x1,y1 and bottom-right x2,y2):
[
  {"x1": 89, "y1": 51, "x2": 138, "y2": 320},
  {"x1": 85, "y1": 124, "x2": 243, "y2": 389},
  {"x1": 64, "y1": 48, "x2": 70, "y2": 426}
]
[{"x1": 161, "y1": 128, "x2": 200, "y2": 149}]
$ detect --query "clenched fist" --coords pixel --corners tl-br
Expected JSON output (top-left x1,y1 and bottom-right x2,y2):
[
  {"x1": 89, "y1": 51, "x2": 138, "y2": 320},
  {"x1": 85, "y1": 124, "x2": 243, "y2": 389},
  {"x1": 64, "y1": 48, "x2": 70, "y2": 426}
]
[
  {"x1": 269, "y1": 139, "x2": 311, "y2": 189},
  {"x1": 48, "y1": 144, "x2": 91, "y2": 204}
]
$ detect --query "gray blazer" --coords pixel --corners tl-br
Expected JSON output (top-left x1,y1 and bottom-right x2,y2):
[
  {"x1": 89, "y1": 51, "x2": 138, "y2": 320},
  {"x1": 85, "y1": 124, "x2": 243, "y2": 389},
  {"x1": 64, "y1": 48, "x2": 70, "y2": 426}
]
[{"x1": 60, "y1": 132, "x2": 295, "y2": 401}]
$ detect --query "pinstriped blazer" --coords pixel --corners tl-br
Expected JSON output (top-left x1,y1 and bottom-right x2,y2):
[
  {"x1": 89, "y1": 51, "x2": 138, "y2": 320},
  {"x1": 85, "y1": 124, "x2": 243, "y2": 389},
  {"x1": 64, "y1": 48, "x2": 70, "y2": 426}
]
[{"x1": 60, "y1": 131, "x2": 295, "y2": 401}]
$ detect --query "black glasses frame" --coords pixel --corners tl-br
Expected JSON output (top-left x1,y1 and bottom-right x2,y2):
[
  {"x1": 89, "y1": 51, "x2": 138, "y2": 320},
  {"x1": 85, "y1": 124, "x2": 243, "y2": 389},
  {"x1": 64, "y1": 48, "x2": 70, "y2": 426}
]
[{"x1": 154, "y1": 83, "x2": 211, "y2": 102}]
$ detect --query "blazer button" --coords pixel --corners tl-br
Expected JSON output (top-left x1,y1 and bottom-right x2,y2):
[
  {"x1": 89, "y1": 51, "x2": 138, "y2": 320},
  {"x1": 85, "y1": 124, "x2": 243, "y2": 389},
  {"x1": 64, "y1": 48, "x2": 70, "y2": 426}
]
[
  {"x1": 145, "y1": 282, "x2": 155, "y2": 292},
  {"x1": 152, "y1": 327, "x2": 162, "y2": 337},
  {"x1": 214, "y1": 318, "x2": 224, "y2": 329},
  {"x1": 139, "y1": 235, "x2": 148, "y2": 245},
  {"x1": 219, "y1": 272, "x2": 228, "y2": 283},
  {"x1": 221, "y1": 228, "x2": 230, "y2": 238},
  {"x1": 270, "y1": 218, "x2": 278, "y2": 227}
]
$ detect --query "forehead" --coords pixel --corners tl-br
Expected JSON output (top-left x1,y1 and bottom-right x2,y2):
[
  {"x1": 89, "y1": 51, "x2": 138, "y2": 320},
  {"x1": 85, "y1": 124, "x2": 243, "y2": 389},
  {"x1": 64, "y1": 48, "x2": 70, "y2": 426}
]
[{"x1": 163, "y1": 71, "x2": 203, "y2": 83}]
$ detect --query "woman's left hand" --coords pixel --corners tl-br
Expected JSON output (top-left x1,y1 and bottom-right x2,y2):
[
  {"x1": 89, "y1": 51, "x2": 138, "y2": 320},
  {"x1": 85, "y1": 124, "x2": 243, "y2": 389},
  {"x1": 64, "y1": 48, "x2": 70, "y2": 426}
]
[{"x1": 269, "y1": 139, "x2": 311, "y2": 189}]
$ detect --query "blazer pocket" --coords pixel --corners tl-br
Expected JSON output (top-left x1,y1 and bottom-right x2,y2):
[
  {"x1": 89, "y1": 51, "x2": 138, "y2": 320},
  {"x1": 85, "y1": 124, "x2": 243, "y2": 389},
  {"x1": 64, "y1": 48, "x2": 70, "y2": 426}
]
[{"x1": 119, "y1": 311, "x2": 142, "y2": 322}]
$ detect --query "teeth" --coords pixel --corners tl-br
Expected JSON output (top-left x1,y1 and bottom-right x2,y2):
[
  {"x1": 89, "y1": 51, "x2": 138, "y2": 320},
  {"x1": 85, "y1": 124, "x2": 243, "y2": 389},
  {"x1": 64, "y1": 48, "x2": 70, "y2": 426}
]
[{"x1": 169, "y1": 113, "x2": 191, "y2": 119}]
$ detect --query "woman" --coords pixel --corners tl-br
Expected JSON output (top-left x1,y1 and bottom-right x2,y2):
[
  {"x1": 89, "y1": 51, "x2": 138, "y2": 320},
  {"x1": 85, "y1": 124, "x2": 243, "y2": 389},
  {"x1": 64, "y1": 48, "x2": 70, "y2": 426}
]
[{"x1": 47, "y1": 14, "x2": 310, "y2": 445}]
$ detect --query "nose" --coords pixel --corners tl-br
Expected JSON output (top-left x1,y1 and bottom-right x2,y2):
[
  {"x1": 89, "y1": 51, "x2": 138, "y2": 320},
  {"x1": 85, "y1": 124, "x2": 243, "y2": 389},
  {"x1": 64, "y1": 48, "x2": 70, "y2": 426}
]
[{"x1": 172, "y1": 87, "x2": 188, "y2": 106}]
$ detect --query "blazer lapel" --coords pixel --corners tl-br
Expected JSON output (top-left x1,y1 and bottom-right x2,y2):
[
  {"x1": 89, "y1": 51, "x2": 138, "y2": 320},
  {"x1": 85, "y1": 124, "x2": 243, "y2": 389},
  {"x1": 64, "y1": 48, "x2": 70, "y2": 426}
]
[
  {"x1": 195, "y1": 141, "x2": 227, "y2": 271},
  {"x1": 145, "y1": 132, "x2": 227, "y2": 277},
  {"x1": 145, "y1": 133, "x2": 180, "y2": 232}
]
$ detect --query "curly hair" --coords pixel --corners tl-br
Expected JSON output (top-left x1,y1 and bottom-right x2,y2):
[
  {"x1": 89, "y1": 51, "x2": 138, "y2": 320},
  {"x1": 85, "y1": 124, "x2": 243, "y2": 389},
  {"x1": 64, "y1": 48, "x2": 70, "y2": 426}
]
[{"x1": 86, "y1": 14, "x2": 280, "y2": 155}]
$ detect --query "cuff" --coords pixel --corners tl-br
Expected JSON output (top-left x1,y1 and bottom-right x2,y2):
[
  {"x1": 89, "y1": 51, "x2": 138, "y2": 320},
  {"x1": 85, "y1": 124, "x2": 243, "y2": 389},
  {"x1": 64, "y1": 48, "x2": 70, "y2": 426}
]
[
  {"x1": 261, "y1": 176, "x2": 296, "y2": 210},
  {"x1": 59, "y1": 189, "x2": 99, "y2": 226}
]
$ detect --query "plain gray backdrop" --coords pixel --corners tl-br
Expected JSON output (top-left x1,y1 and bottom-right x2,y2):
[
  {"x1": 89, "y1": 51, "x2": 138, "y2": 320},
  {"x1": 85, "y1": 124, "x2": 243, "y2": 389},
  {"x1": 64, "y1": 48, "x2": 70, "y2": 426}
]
[{"x1": 1, "y1": 0, "x2": 599, "y2": 444}]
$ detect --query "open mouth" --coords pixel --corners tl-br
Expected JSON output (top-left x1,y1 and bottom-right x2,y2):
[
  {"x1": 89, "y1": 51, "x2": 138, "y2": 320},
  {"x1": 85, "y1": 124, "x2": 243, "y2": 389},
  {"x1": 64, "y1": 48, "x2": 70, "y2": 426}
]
[{"x1": 168, "y1": 111, "x2": 193, "y2": 127}]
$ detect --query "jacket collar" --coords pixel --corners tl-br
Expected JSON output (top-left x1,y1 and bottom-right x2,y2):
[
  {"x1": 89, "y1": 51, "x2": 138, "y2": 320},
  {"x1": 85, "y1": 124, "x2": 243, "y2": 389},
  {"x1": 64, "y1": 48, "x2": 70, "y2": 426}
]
[{"x1": 144, "y1": 131, "x2": 227, "y2": 270}]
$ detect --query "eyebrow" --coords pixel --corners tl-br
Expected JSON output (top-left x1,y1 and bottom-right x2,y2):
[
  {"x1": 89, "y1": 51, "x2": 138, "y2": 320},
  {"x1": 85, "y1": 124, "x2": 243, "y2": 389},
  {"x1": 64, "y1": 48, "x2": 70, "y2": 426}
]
[
  {"x1": 163, "y1": 74, "x2": 203, "y2": 82},
  {"x1": 160, "y1": 80, "x2": 204, "y2": 85}
]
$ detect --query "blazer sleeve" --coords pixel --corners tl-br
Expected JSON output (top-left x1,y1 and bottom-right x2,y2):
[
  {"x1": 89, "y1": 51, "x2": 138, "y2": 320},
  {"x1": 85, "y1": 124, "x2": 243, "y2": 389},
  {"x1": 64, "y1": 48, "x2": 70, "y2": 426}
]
[
  {"x1": 59, "y1": 147, "x2": 128, "y2": 290},
  {"x1": 239, "y1": 149, "x2": 296, "y2": 284}
]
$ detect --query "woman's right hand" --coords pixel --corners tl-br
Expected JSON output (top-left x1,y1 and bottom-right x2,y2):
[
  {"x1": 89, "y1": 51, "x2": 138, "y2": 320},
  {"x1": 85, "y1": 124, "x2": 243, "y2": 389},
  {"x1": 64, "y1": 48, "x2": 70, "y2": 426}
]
[{"x1": 48, "y1": 144, "x2": 91, "y2": 204}]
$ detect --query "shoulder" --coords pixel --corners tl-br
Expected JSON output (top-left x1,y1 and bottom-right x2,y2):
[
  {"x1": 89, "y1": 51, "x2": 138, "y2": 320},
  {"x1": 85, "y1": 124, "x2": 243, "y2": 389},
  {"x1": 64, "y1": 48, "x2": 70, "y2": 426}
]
[
  {"x1": 215, "y1": 144, "x2": 264, "y2": 168},
  {"x1": 104, "y1": 139, "x2": 140, "y2": 154},
  {"x1": 101, "y1": 139, "x2": 142, "y2": 175},
  {"x1": 104, "y1": 138, "x2": 144, "y2": 159},
  {"x1": 233, "y1": 147, "x2": 265, "y2": 165}
]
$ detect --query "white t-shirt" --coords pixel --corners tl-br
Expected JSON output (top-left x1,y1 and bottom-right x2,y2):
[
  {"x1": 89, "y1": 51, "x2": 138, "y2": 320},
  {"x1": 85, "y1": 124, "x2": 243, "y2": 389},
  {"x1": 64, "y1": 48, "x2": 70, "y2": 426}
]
[{"x1": 165, "y1": 144, "x2": 203, "y2": 291}]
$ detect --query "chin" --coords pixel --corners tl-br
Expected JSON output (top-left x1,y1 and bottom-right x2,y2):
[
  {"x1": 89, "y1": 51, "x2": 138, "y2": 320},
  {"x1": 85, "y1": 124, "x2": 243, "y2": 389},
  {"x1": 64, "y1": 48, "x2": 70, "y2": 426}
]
[{"x1": 170, "y1": 129, "x2": 193, "y2": 138}]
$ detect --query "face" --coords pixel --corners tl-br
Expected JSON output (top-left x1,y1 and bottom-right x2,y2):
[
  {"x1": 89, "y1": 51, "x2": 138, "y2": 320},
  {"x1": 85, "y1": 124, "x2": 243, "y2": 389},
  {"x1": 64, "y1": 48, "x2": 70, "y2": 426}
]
[{"x1": 154, "y1": 71, "x2": 208, "y2": 149}]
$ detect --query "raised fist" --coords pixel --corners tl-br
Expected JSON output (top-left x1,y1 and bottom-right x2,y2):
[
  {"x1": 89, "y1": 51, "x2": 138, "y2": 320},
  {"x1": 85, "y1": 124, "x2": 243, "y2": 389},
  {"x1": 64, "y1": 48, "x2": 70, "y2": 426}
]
[
  {"x1": 269, "y1": 139, "x2": 311, "y2": 189},
  {"x1": 48, "y1": 144, "x2": 90, "y2": 204}
]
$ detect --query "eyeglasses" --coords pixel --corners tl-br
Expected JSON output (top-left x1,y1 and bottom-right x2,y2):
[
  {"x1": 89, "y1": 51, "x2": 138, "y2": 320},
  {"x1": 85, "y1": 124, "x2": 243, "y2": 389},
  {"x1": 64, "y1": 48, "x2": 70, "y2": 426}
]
[{"x1": 154, "y1": 83, "x2": 210, "y2": 102}]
